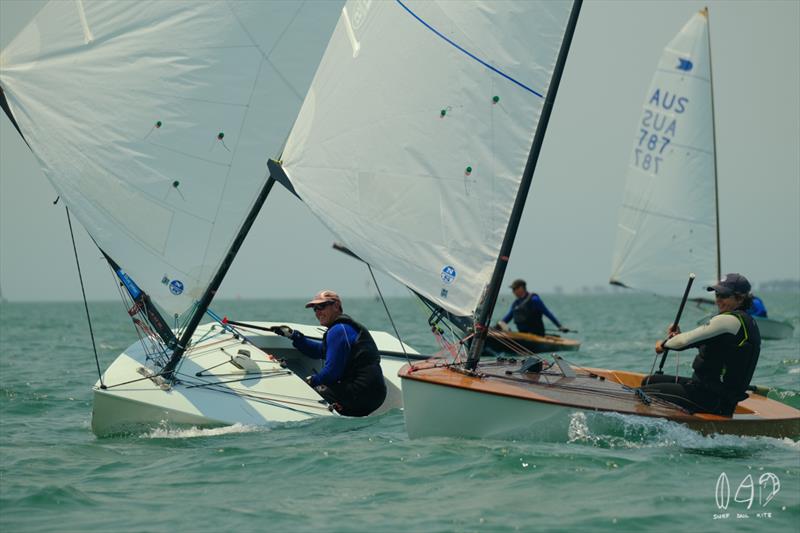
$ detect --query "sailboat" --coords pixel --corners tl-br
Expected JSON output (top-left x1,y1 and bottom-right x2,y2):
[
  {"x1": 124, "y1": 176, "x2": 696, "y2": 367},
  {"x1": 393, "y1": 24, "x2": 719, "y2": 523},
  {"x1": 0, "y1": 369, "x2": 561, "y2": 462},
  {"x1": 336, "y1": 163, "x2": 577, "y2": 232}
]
[
  {"x1": 609, "y1": 8, "x2": 795, "y2": 340},
  {"x1": 0, "y1": 1, "x2": 419, "y2": 436},
  {"x1": 268, "y1": 2, "x2": 799, "y2": 440}
]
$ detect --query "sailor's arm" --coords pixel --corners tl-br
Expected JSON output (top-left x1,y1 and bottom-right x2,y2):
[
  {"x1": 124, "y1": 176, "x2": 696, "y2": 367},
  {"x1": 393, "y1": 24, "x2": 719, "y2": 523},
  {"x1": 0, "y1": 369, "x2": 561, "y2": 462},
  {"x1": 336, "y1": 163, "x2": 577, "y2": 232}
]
[{"x1": 656, "y1": 314, "x2": 741, "y2": 352}]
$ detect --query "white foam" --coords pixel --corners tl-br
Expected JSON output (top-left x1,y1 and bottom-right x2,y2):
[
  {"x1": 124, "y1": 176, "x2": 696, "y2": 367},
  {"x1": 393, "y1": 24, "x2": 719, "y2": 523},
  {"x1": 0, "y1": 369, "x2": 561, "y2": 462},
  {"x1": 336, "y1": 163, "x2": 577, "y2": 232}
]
[{"x1": 141, "y1": 422, "x2": 264, "y2": 439}]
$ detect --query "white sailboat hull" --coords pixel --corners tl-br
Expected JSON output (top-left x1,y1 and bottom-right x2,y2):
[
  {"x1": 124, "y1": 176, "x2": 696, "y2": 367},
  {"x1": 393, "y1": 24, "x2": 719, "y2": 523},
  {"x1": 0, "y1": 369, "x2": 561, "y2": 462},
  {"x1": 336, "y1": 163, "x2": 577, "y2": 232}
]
[
  {"x1": 754, "y1": 316, "x2": 795, "y2": 340},
  {"x1": 91, "y1": 321, "x2": 416, "y2": 436},
  {"x1": 401, "y1": 375, "x2": 578, "y2": 440}
]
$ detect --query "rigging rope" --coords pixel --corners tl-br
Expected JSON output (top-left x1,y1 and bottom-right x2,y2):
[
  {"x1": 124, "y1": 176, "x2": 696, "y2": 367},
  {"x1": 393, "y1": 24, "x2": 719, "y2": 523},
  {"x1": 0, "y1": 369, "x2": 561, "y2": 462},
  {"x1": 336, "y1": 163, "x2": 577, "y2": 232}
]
[
  {"x1": 366, "y1": 263, "x2": 411, "y2": 365},
  {"x1": 65, "y1": 207, "x2": 105, "y2": 388}
]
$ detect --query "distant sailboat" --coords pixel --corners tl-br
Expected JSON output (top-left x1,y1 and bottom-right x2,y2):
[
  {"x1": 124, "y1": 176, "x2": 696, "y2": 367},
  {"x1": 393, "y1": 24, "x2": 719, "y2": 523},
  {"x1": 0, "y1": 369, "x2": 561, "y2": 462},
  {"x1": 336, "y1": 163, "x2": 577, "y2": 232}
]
[
  {"x1": 609, "y1": 8, "x2": 794, "y2": 340},
  {"x1": 270, "y1": 2, "x2": 798, "y2": 439},
  {"x1": 0, "y1": 0, "x2": 417, "y2": 435}
]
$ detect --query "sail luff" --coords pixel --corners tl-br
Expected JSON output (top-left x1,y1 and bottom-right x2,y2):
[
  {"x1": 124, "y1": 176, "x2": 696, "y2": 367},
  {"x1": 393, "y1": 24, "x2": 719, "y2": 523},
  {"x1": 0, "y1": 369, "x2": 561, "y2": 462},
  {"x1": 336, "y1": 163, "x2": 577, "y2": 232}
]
[
  {"x1": 466, "y1": 0, "x2": 583, "y2": 368},
  {"x1": 162, "y1": 175, "x2": 276, "y2": 378},
  {"x1": 705, "y1": 7, "x2": 722, "y2": 281}
]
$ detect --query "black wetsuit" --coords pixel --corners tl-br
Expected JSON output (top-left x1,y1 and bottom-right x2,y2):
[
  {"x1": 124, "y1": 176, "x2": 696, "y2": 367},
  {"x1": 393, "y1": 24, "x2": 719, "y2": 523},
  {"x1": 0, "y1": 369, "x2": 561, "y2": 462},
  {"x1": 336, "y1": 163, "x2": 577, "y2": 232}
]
[{"x1": 641, "y1": 310, "x2": 760, "y2": 416}]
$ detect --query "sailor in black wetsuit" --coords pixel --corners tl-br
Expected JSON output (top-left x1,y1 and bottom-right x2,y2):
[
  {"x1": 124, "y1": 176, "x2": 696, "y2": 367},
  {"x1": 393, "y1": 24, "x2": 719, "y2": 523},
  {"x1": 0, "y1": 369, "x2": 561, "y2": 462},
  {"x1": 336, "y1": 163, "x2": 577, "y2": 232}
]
[
  {"x1": 495, "y1": 279, "x2": 569, "y2": 336},
  {"x1": 641, "y1": 273, "x2": 761, "y2": 416},
  {"x1": 272, "y1": 290, "x2": 386, "y2": 417}
]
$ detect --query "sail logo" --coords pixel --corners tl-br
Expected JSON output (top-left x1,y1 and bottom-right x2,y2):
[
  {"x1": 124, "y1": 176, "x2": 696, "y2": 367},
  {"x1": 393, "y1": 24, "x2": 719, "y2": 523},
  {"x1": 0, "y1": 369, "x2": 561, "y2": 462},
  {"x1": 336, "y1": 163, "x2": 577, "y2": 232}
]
[
  {"x1": 713, "y1": 472, "x2": 781, "y2": 521},
  {"x1": 441, "y1": 265, "x2": 457, "y2": 285},
  {"x1": 169, "y1": 280, "x2": 184, "y2": 296},
  {"x1": 676, "y1": 58, "x2": 693, "y2": 71}
]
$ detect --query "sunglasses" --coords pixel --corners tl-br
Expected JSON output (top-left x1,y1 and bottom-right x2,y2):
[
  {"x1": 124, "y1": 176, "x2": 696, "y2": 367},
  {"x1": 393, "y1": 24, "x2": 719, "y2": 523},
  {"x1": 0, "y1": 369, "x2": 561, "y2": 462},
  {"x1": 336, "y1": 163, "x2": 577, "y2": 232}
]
[
  {"x1": 312, "y1": 301, "x2": 335, "y2": 311},
  {"x1": 714, "y1": 291, "x2": 734, "y2": 299}
]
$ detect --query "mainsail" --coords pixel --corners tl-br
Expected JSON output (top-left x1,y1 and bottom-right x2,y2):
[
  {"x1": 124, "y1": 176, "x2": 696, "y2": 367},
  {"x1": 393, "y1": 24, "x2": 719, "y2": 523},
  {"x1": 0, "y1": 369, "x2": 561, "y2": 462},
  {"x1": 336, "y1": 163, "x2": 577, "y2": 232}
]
[
  {"x1": 609, "y1": 9, "x2": 719, "y2": 298},
  {"x1": 0, "y1": 1, "x2": 342, "y2": 324},
  {"x1": 278, "y1": 0, "x2": 576, "y2": 321}
]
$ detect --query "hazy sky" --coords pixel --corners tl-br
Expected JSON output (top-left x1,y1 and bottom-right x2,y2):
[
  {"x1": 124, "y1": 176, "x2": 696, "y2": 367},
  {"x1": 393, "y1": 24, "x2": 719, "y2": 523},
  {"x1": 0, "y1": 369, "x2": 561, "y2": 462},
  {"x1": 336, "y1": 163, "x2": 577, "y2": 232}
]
[{"x1": 1, "y1": 0, "x2": 798, "y2": 302}]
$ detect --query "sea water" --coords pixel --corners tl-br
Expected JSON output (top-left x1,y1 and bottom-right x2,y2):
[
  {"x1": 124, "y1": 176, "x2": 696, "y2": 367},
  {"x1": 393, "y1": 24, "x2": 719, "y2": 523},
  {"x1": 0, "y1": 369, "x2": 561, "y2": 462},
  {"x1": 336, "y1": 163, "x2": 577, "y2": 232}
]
[{"x1": 1, "y1": 294, "x2": 798, "y2": 532}]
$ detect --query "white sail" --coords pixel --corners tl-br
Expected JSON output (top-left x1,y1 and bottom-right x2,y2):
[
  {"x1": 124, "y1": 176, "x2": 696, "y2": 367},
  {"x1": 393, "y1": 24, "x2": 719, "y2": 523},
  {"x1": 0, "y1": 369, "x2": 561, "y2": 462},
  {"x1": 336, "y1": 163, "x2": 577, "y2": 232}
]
[
  {"x1": 0, "y1": 0, "x2": 342, "y2": 317},
  {"x1": 610, "y1": 10, "x2": 718, "y2": 298},
  {"x1": 280, "y1": 0, "x2": 574, "y2": 318}
]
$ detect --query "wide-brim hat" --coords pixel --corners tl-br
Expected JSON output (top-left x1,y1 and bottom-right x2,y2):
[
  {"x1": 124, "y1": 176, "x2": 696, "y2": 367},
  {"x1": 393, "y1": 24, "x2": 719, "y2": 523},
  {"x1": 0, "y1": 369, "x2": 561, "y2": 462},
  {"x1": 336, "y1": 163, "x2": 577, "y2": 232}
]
[{"x1": 305, "y1": 289, "x2": 341, "y2": 308}]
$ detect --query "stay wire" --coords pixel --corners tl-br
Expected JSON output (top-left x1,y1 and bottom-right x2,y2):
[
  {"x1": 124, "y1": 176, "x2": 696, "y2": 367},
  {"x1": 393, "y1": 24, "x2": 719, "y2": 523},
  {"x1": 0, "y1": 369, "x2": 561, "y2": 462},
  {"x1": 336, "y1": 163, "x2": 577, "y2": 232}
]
[
  {"x1": 65, "y1": 207, "x2": 105, "y2": 388},
  {"x1": 366, "y1": 263, "x2": 410, "y2": 364}
]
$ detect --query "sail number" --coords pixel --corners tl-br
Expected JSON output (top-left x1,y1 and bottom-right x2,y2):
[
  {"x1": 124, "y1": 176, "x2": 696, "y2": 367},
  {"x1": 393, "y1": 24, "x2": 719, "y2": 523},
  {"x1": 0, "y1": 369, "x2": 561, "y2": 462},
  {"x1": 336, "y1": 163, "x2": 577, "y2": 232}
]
[{"x1": 632, "y1": 88, "x2": 688, "y2": 175}]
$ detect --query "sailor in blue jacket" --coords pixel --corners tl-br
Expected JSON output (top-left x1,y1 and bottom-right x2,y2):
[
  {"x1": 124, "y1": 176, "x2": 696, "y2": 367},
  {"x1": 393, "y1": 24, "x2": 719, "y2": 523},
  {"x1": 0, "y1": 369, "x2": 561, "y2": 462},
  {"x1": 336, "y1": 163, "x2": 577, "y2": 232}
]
[
  {"x1": 495, "y1": 279, "x2": 569, "y2": 336},
  {"x1": 271, "y1": 290, "x2": 386, "y2": 417},
  {"x1": 747, "y1": 295, "x2": 768, "y2": 318}
]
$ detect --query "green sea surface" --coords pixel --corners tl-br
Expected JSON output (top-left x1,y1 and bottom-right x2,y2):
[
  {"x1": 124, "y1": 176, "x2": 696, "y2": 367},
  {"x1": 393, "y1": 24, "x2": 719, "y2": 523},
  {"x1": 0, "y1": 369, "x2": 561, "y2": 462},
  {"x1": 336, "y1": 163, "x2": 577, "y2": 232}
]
[{"x1": 1, "y1": 293, "x2": 798, "y2": 532}]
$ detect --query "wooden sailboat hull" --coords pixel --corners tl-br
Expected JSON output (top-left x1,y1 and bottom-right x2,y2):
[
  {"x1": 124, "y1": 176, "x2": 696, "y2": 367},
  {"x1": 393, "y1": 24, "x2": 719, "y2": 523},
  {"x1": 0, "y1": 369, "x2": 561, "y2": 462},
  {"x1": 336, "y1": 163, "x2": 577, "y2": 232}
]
[
  {"x1": 485, "y1": 331, "x2": 580, "y2": 354},
  {"x1": 399, "y1": 359, "x2": 800, "y2": 440},
  {"x1": 91, "y1": 321, "x2": 416, "y2": 436}
]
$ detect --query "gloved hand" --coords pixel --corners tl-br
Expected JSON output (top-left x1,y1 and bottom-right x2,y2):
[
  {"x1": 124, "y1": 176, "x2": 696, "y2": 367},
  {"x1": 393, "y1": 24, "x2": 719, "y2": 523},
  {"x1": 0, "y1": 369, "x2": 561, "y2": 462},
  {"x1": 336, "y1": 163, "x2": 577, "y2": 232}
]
[
  {"x1": 559, "y1": 326, "x2": 570, "y2": 333},
  {"x1": 270, "y1": 325, "x2": 294, "y2": 337}
]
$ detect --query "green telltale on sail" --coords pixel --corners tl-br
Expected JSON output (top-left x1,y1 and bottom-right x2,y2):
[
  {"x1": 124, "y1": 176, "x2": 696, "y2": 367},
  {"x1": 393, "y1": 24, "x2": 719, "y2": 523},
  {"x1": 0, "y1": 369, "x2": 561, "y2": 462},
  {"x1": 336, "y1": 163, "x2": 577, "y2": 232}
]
[
  {"x1": 172, "y1": 180, "x2": 180, "y2": 188},
  {"x1": 217, "y1": 132, "x2": 225, "y2": 140},
  {"x1": 440, "y1": 109, "x2": 446, "y2": 117},
  {"x1": 156, "y1": 120, "x2": 162, "y2": 128},
  {"x1": 492, "y1": 96, "x2": 500, "y2": 104},
  {"x1": 465, "y1": 166, "x2": 472, "y2": 175}
]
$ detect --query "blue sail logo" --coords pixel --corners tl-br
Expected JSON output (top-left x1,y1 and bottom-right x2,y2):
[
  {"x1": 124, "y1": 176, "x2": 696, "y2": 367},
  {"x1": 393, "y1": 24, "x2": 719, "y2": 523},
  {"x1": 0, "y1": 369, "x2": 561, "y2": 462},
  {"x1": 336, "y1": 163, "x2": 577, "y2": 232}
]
[
  {"x1": 441, "y1": 265, "x2": 457, "y2": 285},
  {"x1": 676, "y1": 58, "x2": 693, "y2": 71},
  {"x1": 169, "y1": 280, "x2": 184, "y2": 295}
]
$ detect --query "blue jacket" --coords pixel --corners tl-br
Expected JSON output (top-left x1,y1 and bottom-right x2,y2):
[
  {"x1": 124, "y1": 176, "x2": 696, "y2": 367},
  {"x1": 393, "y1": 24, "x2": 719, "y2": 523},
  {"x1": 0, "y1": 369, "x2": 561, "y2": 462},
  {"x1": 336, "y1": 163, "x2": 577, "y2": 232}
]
[
  {"x1": 747, "y1": 296, "x2": 767, "y2": 318},
  {"x1": 291, "y1": 323, "x2": 359, "y2": 387}
]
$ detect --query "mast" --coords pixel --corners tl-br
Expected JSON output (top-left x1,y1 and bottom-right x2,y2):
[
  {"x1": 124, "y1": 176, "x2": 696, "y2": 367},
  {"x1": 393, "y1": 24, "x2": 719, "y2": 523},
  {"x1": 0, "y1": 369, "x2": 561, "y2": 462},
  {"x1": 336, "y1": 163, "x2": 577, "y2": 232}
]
[
  {"x1": 162, "y1": 175, "x2": 276, "y2": 378},
  {"x1": 705, "y1": 7, "x2": 722, "y2": 281},
  {"x1": 466, "y1": 0, "x2": 582, "y2": 369}
]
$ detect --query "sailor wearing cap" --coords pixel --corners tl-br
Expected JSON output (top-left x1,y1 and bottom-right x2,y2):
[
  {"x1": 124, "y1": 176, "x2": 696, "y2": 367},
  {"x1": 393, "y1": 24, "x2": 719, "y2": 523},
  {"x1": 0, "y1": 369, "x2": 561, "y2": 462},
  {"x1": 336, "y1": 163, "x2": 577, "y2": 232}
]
[
  {"x1": 271, "y1": 290, "x2": 386, "y2": 417},
  {"x1": 495, "y1": 279, "x2": 569, "y2": 336},
  {"x1": 641, "y1": 273, "x2": 762, "y2": 416}
]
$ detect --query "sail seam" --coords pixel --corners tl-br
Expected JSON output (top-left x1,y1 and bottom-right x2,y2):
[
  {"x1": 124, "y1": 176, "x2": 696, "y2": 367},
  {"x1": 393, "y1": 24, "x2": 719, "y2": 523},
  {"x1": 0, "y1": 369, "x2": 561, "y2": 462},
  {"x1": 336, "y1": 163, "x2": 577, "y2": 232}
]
[
  {"x1": 226, "y1": 0, "x2": 306, "y2": 101},
  {"x1": 620, "y1": 204, "x2": 715, "y2": 227},
  {"x1": 395, "y1": 0, "x2": 544, "y2": 98}
]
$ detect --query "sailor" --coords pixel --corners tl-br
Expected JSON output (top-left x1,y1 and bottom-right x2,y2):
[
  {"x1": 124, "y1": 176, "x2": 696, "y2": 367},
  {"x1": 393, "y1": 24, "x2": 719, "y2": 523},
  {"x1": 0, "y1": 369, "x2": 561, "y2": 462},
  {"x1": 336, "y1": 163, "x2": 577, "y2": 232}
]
[
  {"x1": 641, "y1": 273, "x2": 761, "y2": 416},
  {"x1": 495, "y1": 279, "x2": 569, "y2": 336},
  {"x1": 747, "y1": 295, "x2": 768, "y2": 318},
  {"x1": 271, "y1": 290, "x2": 386, "y2": 417}
]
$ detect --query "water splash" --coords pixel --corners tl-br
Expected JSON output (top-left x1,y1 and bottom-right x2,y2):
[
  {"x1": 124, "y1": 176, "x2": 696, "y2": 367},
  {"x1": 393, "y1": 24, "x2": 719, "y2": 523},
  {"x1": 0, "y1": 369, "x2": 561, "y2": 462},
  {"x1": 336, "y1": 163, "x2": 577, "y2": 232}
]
[{"x1": 141, "y1": 422, "x2": 263, "y2": 439}]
